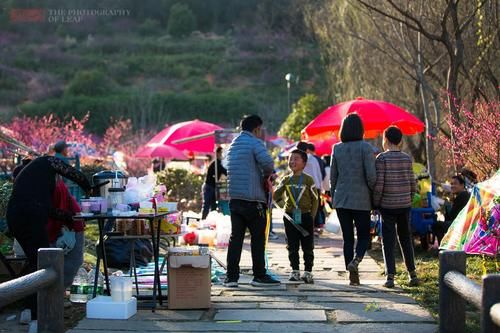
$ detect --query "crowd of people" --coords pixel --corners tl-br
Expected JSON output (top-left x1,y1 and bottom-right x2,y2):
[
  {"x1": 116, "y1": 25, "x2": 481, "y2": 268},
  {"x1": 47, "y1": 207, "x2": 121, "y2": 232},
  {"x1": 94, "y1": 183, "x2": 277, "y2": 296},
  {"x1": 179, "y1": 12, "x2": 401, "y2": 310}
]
[
  {"x1": 5, "y1": 113, "x2": 476, "y2": 321},
  {"x1": 221, "y1": 114, "x2": 475, "y2": 288}
]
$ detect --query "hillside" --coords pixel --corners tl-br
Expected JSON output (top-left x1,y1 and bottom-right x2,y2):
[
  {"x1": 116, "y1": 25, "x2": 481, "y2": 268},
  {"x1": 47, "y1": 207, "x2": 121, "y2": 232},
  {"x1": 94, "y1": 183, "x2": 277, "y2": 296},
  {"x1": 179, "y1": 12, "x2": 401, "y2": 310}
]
[{"x1": 0, "y1": 2, "x2": 326, "y2": 134}]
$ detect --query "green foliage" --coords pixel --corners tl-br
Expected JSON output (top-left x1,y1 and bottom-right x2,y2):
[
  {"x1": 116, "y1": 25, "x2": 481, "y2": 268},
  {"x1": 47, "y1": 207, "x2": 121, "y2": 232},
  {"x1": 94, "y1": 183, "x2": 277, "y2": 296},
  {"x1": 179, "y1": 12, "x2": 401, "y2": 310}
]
[
  {"x1": 2, "y1": 4, "x2": 328, "y2": 136},
  {"x1": 167, "y1": 3, "x2": 196, "y2": 38},
  {"x1": 138, "y1": 18, "x2": 161, "y2": 36},
  {"x1": 19, "y1": 89, "x2": 256, "y2": 134},
  {"x1": 155, "y1": 168, "x2": 203, "y2": 202},
  {"x1": 278, "y1": 94, "x2": 325, "y2": 141},
  {"x1": 66, "y1": 70, "x2": 116, "y2": 96},
  {"x1": 0, "y1": 181, "x2": 13, "y2": 219}
]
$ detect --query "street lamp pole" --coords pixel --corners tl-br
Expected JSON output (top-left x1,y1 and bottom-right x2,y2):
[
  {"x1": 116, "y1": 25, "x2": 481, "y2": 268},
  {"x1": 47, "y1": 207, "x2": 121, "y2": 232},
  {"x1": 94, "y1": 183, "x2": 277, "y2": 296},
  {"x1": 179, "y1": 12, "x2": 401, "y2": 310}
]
[{"x1": 285, "y1": 73, "x2": 292, "y2": 113}]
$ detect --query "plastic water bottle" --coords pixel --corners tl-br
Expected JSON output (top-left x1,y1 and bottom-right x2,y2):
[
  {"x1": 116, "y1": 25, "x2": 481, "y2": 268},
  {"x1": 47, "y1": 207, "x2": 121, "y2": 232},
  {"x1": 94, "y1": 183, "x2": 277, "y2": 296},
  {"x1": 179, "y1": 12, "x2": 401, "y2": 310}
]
[
  {"x1": 70, "y1": 267, "x2": 90, "y2": 303},
  {"x1": 87, "y1": 269, "x2": 104, "y2": 298}
]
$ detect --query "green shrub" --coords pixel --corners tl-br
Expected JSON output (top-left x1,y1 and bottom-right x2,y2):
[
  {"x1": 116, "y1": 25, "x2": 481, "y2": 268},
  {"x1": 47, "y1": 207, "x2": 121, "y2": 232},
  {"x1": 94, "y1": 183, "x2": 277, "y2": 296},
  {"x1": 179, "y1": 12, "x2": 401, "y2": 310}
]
[
  {"x1": 138, "y1": 18, "x2": 161, "y2": 36},
  {"x1": 0, "y1": 181, "x2": 12, "y2": 219},
  {"x1": 155, "y1": 168, "x2": 203, "y2": 204},
  {"x1": 66, "y1": 70, "x2": 116, "y2": 96},
  {"x1": 167, "y1": 3, "x2": 196, "y2": 38},
  {"x1": 278, "y1": 93, "x2": 326, "y2": 141}
]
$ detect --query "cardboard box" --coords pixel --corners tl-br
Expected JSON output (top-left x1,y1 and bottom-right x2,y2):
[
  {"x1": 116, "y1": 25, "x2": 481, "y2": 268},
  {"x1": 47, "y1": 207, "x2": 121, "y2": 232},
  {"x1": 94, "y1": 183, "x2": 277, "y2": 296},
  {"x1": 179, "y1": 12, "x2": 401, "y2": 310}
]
[
  {"x1": 86, "y1": 296, "x2": 137, "y2": 319},
  {"x1": 168, "y1": 254, "x2": 211, "y2": 309}
]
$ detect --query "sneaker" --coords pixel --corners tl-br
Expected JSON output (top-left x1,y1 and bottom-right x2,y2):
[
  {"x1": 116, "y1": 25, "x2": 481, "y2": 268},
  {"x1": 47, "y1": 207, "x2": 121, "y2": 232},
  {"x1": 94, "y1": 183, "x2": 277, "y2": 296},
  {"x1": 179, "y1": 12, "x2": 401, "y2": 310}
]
[
  {"x1": 251, "y1": 274, "x2": 281, "y2": 286},
  {"x1": 223, "y1": 277, "x2": 238, "y2": 288},
  {"x1": 268, "y1": 231, "x2": 279, "y2": 240},
  {"x1": 289, "y1": 270, "x2": 301, "y2": 281},
  {"x1": 301, "y1": 271, "x2": 314, "y2": 284},
  {"x1": 383, "y1": 279, "x2": 395, "y2": 288}
]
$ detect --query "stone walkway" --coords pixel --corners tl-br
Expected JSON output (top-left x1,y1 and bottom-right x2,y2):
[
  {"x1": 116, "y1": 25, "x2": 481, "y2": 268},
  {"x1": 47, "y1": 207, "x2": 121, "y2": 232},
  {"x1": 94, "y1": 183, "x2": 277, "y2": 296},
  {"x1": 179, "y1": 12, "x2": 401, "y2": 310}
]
[{"x1": 70, "y1": 212, "x2": 437, "y2": 332}]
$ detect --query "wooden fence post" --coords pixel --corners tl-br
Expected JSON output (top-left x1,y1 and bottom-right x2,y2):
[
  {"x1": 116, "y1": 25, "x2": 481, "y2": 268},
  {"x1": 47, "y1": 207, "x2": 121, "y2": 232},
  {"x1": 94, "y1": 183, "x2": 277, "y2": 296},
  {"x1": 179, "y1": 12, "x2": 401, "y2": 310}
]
[
  {"x1": 37, "y1": 248, "x2": 64, "y2": 333},
  {"x1": 439, "y1": 250, "x2": 466, "y2": 333},
  {"x1": 481, "y1": 274, "x2": 500, "y2": 333}
]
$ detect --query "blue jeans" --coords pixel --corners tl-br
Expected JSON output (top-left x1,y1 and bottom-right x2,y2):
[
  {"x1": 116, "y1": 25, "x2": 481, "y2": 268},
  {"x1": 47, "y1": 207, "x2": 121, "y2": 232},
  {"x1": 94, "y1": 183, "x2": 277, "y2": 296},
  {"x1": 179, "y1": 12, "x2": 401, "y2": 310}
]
[
  {"x1": 336, "y1": 208, "x2": 371, "y2": 269},
  {"x1": 201, "y1": 183, "x2": 217, "y2": 220}
]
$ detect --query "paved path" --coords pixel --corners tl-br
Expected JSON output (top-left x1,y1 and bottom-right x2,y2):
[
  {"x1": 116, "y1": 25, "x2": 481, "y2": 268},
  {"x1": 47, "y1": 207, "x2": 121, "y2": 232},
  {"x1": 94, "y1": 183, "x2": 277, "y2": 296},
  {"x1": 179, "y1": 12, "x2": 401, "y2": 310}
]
[{"x1": 70, "y1": 212, "x2": 437, "y2": 333}]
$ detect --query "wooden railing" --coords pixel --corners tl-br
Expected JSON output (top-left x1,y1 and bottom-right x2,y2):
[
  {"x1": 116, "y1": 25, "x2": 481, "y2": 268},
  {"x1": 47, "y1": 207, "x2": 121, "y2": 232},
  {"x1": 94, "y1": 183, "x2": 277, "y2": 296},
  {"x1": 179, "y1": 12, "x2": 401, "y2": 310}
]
[
  {"x1": 439, "y1": 250, "x2": 500, "y2": 333},
  {"x1": 0, "y1": 248, "x2": 64, "y2": 333}
]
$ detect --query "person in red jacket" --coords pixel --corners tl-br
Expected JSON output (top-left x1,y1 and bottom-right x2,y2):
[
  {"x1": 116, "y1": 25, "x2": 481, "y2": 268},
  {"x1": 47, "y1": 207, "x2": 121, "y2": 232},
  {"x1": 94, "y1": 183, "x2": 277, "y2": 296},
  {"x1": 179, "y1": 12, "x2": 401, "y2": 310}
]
[{"x1": 48, "y1": 178, "x2": 85, "y2": 289}]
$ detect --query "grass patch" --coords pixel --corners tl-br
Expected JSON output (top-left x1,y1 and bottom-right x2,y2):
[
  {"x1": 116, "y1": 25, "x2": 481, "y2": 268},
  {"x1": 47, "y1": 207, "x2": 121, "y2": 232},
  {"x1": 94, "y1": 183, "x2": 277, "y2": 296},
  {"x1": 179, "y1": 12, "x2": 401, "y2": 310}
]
[
  {"x1": 368, "y1": 241, "x2": 499, "y2": 333},
  {"x1": 84, "y1": 223, "x2": 99, "y2": 266}
]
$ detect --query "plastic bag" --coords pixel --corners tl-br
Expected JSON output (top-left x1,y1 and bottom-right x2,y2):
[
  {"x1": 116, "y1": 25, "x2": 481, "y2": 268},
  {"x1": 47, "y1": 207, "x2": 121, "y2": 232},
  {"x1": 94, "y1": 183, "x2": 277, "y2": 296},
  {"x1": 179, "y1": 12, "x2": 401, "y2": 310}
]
[
  {"x1": 430, "y1": 195, "x2": 444, "y2": 211},
  {"x1": 325, "y1": 211, "x2": 341, "y2": 234}
]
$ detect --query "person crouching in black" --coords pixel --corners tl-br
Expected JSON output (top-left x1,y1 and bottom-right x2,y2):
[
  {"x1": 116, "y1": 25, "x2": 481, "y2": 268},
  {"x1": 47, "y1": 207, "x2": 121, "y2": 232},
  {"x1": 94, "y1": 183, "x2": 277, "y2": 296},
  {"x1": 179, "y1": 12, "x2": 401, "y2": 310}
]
[{"x1": 6, "y1": 155, "x2": 92, "y2": 319}]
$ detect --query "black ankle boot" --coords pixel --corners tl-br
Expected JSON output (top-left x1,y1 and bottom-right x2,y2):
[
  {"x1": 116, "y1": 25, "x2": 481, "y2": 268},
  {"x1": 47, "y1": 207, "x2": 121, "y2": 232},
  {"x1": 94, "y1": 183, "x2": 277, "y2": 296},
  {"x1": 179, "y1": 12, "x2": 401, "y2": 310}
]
[
  {"x1": 349, "y1": 271, "x2": 360, "y2": 286},
  {"x1": 347, "y1": 257, "x2": 361, "y2": 274}
]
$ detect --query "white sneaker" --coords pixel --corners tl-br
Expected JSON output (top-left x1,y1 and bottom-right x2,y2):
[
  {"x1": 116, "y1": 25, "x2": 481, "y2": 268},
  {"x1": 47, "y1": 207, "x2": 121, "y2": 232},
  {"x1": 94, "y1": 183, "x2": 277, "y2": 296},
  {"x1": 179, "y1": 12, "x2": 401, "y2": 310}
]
[
  {"x1": 289, "y1": 270, "x2": 301, "y2": 281},
  {"x1": 301, "y1": 271, "x2": 314, "y2": 284}
]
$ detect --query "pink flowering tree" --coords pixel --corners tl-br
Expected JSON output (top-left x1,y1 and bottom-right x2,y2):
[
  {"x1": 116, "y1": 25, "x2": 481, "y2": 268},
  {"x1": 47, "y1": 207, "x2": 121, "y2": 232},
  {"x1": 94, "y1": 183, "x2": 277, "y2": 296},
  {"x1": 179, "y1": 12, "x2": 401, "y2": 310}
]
[
  {"x1": 5, "y1": 114, "x2": 93, "y2": 154},
  {"x1": 439, "y1": 100, "x2": 499, "y2": 180}
]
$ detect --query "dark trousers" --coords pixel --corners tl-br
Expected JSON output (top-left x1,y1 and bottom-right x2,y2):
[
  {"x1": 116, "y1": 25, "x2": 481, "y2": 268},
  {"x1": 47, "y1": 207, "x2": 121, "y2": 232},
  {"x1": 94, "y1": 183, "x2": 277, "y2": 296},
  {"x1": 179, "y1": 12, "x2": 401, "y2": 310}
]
[
  {"x1": 432, "y1": 220, "x2": 453, "y2": 244},
  {"x1": 201, "y1": 183, "x2": 217, "y2": 220},
  {"x1": 284, "y1": 212, "x2": 314, "y2": 271},
  {"x1": 336, "y1": 208, "x2": 371, "y2": 269},
  {"x1": 8, "y1": 217, "x2": 49, "y2": 319},
  {"x1": 381, "y1": 208, "x2": 416, "y2": 275},
  {"x1": 226, "y1": 199, "x2": 267, "y2": 280}
]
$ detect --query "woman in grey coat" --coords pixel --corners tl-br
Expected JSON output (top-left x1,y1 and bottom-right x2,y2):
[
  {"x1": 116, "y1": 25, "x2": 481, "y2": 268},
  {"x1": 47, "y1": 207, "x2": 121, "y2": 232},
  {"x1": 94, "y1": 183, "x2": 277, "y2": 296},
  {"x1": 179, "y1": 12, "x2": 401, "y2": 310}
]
[{"x1": 330, "y1": 113, "x2": 376, "y2": 285}]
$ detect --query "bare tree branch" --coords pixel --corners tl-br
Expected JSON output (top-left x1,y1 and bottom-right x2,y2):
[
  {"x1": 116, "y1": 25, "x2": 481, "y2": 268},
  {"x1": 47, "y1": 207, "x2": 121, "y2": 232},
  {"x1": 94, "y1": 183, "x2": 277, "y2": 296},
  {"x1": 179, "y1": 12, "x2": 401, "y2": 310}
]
[
  {"x1": 458, "y1": 0, "x2": 487, "y2": 33},
  {"x1": 385, "y1": 0, "x2": 443, "y2": 41},
  {"x1": 423, "y1": 52, "x2": 447, "y2": 75}
]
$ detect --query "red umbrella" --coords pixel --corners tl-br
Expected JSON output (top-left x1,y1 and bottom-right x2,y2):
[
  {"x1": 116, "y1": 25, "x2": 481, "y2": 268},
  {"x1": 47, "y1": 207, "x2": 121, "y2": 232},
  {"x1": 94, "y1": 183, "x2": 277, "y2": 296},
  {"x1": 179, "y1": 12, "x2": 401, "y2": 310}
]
[
  {"x1": 151, "y1": 119, "x2": 223, "y2": 154},
  {"x1": 135, "y1": 143, "x2": 188, "y2": 160},
  {"x1": 304, "y1": 133, "x2": 339, "y2": 156},
  {"x1": 302, "y1": 97, "x2": 424, "y2": 139}
]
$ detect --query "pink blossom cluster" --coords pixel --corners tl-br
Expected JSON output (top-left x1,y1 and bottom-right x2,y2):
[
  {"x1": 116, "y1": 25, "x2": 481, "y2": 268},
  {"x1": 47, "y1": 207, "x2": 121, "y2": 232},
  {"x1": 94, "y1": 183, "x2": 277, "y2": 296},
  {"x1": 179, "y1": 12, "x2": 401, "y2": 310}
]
[
  {"x1": 439, "y1": 98, "x2": 500, "y2": 180},
  {"x1": 1, "y1": 115, "x2": 152, "y2": 176}
]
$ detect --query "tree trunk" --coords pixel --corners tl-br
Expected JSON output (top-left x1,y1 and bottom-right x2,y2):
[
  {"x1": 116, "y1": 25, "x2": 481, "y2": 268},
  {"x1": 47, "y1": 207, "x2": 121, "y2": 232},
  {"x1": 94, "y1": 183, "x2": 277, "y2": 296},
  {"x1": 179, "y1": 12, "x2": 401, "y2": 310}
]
[{"x1": 417, "y1": 31, "x2": 437, "y2": 180}]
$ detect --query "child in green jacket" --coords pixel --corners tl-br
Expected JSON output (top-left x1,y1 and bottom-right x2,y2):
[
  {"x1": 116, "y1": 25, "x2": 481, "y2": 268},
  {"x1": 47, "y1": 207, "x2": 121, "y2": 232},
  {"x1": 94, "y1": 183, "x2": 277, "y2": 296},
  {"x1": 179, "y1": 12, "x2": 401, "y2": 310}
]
[{"x1": 274, "y1": 149, "x2": 319, "y2": 283}]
